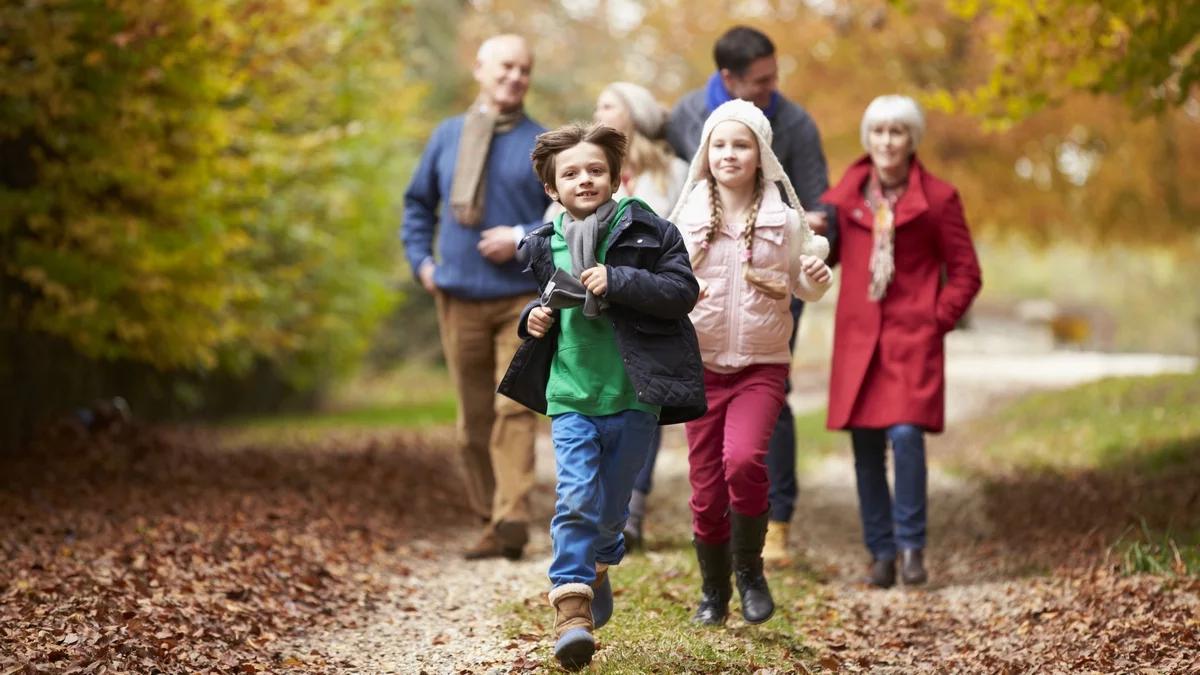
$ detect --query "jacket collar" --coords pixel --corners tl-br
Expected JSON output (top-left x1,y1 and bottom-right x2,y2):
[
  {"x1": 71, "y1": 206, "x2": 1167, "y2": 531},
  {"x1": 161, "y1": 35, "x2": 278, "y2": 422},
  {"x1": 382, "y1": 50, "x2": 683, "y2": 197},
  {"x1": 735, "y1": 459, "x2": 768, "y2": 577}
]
[{"x1": 826, "y1": 154, "x2": 930, "y2": 230}]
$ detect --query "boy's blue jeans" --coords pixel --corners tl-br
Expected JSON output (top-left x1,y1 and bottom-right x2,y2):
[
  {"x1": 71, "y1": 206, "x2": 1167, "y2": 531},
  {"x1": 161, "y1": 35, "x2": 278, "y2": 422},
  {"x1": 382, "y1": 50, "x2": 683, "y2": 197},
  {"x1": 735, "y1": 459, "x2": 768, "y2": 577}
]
[
  {"x1": 549, "y1": 410, "x2": 658, "y2": 587},
  {"x1": 850, "y1": 424, "x2": 927, "y2": 561}
]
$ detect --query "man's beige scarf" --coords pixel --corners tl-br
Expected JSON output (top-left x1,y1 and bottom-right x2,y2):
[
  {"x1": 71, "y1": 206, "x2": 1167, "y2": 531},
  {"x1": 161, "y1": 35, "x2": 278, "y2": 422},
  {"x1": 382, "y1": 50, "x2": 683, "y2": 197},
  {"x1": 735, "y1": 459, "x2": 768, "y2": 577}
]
[{"x1": 449, "y1": 98, "x2": 524, "y2": 226}]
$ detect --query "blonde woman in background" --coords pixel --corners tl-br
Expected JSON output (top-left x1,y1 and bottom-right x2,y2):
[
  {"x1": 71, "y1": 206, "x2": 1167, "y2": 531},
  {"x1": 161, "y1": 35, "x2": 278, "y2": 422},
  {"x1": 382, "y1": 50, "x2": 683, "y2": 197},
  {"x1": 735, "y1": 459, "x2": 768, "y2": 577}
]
[
  {"x1": 592, "y1": 81, "x2": 689, "y2": 549},
  {"x1": 593, "y1": 82, "x2": 690, "y2": 215}
]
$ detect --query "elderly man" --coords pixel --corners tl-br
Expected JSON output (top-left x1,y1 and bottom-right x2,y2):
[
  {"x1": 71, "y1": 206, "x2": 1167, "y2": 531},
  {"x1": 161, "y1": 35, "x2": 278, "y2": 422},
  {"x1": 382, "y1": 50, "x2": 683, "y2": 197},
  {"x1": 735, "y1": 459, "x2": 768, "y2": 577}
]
[
  {"x1": 666, "y1": 25, "x2": 836, "y2": 562},
  {"x1": 402, "y1": 34, "x2": 550, "y2": 560}
]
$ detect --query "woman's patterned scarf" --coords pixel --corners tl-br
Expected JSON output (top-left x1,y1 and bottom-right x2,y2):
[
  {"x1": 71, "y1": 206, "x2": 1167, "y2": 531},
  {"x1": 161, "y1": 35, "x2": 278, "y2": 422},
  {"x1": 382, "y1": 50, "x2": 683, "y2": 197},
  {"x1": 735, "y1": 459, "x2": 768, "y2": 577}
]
[{"x1": 865, "y1": 169, "x2": 906, "y2": 302}]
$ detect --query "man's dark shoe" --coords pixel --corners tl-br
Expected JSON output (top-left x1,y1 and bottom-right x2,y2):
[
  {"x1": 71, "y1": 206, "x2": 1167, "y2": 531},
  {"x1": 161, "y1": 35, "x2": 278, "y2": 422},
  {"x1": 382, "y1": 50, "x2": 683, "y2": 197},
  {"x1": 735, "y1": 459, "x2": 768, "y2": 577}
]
[
  {"x1": 731, "y1": 511, "x2": 774, "y2": 624},
  {"x1": 692, "y1": 539, "x2": 732, "y2": 626},
  {"x1": 865, "y1": 557, "x2": 896, "y2": 588},
  {"x1": 463, "y1": 522, "x2": 527, "y2": 561},
  {"x1": 899, "y1": 548, "x2": 928, "y2": 586}
]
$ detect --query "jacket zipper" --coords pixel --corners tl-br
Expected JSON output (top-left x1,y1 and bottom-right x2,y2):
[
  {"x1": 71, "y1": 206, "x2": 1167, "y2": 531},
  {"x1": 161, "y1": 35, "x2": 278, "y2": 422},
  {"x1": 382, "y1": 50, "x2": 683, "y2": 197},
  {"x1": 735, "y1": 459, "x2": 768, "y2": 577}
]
[{"x1": 728, "y1": 227, "x2": 741, "y2": 361}]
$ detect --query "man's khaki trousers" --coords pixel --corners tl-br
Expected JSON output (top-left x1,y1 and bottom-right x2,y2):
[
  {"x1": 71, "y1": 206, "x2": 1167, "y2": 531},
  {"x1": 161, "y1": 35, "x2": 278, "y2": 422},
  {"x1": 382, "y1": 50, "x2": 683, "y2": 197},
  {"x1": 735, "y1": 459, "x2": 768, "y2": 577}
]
[{"x1": 435, "y1": 291, "x2": 538, "y2": 536}]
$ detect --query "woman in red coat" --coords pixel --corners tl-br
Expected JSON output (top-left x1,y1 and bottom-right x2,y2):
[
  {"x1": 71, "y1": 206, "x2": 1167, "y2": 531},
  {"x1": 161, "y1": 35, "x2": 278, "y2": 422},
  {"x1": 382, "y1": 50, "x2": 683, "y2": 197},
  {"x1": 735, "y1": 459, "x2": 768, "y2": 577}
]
[{"x1": 822, "y1": 95, "x2": 981, "y2": 588}]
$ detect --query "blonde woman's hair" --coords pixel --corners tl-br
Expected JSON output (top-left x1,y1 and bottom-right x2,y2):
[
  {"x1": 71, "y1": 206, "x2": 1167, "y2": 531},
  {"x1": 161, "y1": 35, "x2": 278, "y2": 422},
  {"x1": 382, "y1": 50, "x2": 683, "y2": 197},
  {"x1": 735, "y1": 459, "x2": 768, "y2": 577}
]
[{"x1": 625, "y1": 132, "x2": 674, "y2": 190}]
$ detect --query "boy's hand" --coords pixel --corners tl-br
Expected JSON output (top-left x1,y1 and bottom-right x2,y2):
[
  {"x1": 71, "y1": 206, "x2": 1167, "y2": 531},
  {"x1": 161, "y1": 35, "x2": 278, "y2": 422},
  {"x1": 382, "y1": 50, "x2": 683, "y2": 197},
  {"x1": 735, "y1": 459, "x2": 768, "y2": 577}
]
[
  {"x1": 580, "y1": 265, "x2": 608, "y2": 296},
  {"x1": 697, "y1": 277, "x2": 711, "y2": 300},
  {"x1": 800, "y1": 254, "x2": 832, "y2": 285},
  {"x1": 527, "y1": 306, "x2": 555, "y2": 338}
]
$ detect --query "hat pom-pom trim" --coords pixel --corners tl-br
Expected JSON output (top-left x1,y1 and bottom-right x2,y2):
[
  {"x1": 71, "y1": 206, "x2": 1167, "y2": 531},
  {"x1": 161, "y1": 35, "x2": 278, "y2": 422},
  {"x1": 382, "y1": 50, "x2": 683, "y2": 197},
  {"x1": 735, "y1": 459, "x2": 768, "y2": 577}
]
[{"x1": 804, "y1": 234, "x2": 830, "y2": 261}]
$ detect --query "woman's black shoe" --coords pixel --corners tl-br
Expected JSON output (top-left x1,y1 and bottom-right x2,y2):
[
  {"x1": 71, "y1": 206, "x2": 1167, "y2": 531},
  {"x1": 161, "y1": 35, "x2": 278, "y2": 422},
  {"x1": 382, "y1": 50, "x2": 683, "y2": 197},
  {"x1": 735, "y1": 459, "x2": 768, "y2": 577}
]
[
  {"x1": 866, "y1": 557, "x2": 896, "y2": 588},
  {"x1": 899, "y1": 548, "x2": 928, "y2": 585}
]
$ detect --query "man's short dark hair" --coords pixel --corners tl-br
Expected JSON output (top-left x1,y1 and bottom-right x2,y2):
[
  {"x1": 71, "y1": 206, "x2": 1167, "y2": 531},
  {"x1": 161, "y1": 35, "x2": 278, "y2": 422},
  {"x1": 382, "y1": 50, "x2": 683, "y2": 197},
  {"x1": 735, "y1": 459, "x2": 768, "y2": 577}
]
[
  {"x1": 530, "y1": 122, "x2": 627, "y2": 188},
  {"x1": 714, "y1": 26, "x2": 775, "y2": 75}
]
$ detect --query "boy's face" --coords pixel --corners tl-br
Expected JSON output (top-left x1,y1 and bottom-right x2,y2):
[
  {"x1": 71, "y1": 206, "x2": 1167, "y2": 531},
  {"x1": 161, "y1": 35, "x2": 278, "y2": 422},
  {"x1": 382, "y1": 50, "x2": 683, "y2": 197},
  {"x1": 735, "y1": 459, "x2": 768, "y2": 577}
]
[{"x1": 545, "y1": 142, "x2": 615, "y2": 220}]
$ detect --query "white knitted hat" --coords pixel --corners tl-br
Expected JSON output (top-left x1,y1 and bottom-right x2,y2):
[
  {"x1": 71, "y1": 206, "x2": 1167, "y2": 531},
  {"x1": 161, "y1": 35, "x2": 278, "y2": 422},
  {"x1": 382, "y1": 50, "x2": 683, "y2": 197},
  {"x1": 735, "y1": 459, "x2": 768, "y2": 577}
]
[
  {"x1": 603, "y1": 81, "x2": 669, "y2": 140},
  {"x1": 668, "y1": 99, "x2": 829, "y2": 260}
]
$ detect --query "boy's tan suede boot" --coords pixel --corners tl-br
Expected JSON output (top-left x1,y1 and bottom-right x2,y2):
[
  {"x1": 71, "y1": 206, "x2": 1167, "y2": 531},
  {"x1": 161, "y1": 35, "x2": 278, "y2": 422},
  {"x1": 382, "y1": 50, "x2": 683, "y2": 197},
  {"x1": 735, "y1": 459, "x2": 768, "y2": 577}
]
[{"x1": 549, "y1": 583, "x2": 595, "y2": 671}]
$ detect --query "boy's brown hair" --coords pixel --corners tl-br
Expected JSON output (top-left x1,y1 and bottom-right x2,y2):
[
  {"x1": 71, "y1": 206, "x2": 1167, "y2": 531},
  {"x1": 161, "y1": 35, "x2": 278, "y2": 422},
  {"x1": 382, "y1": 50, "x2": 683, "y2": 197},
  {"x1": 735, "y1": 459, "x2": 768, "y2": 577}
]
[{"x1": 530, "y1": 122, "x2": 627, "y2": 189}]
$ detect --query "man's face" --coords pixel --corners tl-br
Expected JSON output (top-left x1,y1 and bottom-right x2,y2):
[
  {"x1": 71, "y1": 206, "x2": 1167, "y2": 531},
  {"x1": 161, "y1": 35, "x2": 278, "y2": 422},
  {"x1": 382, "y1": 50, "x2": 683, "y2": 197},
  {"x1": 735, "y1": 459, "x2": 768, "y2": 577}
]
[
  {"x1": 545, "y1": 142, "x2": 615, "y2": 221},
  {"x1": 473, "y1": 37, "x2": 532, "y2": 113},
  {"x1": 720, "y1": 55, "x2": 778, "y2": 110}
]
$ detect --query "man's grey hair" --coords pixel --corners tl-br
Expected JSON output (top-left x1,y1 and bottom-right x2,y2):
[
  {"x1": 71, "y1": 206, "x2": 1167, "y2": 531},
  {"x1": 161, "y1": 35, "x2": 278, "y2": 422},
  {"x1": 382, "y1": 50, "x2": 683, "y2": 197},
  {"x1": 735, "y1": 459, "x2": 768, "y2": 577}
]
[
  {"x1": 476, "y1": 34, "x2": 528, "y2": 63},
  {"x1": 860, "y1": 95, "x2": 925, "y2": 154}
]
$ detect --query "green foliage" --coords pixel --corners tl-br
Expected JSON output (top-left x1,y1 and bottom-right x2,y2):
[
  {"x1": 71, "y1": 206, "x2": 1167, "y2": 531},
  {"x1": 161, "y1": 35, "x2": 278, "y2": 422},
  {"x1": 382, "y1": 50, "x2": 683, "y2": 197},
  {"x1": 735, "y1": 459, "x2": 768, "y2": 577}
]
[
  {"x1": 1, "y1": 0, "x2": 425, "y2": 385},
  {"x1": 934, "y1": 0, "x2": 1200, "y2": 123}
]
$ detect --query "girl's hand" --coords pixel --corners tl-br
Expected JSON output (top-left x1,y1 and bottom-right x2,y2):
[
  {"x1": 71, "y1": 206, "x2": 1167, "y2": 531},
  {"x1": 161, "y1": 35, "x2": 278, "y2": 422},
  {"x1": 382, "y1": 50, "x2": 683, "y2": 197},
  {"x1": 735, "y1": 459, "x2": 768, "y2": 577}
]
[
  {"x1": 800, "y1": 254, "x2": 832, "y2": 285},
  {"x1": 697, "y1": 277, "x2": 711, "y2": 300},
  {"x1": 527, "y1": 306, "x2": 555, "y2": 338},
  {"x1": 581, "y1": 265, "x2": 608, "y2": 296}
]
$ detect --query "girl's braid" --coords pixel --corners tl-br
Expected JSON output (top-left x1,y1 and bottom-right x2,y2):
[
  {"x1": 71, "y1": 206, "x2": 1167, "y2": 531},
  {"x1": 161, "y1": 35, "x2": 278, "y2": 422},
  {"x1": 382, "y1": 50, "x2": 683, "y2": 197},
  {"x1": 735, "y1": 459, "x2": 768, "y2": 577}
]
[
  {"x1": 695, "y1": 173, "x2": 724, "y2": 266},
  {"x1": 741, "y1": 170, "x2": 765, "y2": 266}
]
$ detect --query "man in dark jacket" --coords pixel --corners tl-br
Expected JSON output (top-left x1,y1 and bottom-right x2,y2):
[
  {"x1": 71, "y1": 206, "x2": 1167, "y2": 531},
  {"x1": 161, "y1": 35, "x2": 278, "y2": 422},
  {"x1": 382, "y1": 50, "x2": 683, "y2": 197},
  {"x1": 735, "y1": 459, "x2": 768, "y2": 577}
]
[{"x1": 665, "y1": 25, "x2": 836, "y2": 560}]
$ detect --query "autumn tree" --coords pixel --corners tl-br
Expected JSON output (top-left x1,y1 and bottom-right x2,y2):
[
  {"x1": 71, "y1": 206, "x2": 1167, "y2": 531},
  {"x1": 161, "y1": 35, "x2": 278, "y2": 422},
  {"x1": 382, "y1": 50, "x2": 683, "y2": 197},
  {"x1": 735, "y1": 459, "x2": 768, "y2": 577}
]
[
  {"x1": 927, "y1": 0, "x2": 1200, "y2": 122},
  {"x1": 1, "y1": 0, "x2": 428, "y2": 387}
]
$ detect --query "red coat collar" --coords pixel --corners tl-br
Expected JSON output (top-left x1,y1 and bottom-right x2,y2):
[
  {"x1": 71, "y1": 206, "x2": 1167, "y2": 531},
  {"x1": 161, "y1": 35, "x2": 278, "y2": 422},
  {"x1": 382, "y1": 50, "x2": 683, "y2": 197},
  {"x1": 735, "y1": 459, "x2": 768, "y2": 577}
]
[{"x1": 824, "y1": 154, "x2": 930, "y2": 230}]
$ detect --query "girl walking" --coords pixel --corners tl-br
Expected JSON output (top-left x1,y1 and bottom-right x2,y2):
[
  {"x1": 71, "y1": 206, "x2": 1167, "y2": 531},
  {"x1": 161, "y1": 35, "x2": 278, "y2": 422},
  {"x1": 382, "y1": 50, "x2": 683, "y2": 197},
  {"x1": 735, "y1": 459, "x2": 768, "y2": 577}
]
[{"x1": 667, "y1": 99, "x2": 832, "y2": 625}]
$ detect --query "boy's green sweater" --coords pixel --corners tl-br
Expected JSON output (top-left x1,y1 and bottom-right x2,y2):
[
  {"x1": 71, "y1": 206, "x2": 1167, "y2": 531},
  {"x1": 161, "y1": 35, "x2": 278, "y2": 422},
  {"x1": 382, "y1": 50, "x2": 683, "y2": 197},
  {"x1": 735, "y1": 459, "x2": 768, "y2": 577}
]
[{"x1": 545, "y1": 199, "x2": 661, "y2": 419}]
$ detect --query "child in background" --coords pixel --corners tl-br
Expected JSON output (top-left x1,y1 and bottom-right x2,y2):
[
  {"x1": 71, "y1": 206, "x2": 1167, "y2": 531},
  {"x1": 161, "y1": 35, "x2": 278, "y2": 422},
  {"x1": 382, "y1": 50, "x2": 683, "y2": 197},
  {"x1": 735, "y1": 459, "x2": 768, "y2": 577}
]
[
  {"x1": 667, "y1": 99, "x2": 832, "y2": 626},
  {"x1": 592, "y1": 80, "x2": 691, "y2": 549},
  {"x1": 499, "y1": 122, "x2": 705, "y2": 669}
]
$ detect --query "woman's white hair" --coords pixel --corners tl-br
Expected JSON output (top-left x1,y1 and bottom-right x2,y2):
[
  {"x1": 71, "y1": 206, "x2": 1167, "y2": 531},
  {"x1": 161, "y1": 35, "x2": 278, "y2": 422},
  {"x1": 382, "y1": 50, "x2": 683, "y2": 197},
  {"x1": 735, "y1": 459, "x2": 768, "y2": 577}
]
[{"x1": 860, "y1": 95, "x2": 925, "y2": 154}]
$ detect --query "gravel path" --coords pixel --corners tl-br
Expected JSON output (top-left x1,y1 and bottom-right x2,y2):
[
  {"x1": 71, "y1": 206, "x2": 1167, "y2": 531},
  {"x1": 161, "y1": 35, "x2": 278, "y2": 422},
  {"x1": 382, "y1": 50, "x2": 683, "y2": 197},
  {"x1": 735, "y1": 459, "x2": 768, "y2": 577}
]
[{"x1": 286, "y1": 322, "x2": 1196, "y2": 673}]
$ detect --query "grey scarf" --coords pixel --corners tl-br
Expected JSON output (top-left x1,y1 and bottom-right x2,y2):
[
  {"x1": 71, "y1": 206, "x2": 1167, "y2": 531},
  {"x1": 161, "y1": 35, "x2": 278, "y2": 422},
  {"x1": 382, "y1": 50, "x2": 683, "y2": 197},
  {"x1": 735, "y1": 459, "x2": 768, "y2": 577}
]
[{"x1": 559, "y1": 200, "x2": 617, "y2": 318}]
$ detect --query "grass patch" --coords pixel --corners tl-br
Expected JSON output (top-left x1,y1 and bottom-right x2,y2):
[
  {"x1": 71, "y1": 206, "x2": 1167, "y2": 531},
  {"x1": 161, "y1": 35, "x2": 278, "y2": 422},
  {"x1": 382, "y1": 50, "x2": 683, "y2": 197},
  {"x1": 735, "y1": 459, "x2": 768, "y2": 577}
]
[
  {"x1": 215, "y1": 363, "x2": 457, "y2": 444},
  {"x1": 968, "y1": 372, "x2": 1200, "y2": 473},
  {"x1": 503, "y1": 534, "x2": 825, "y2": 673},
  {"x1": 794, "y1": 408, "x2": 845, "y2": 456},
  {"x1": 1111, "y1": 520, "x2": 1200, "y2": 578},
  {"x1": 224, "y1": 400, "x2": 456, "y2": 431},
  {"x1": 964, "y1": 373, "x2": 1200, "y2": 577}
]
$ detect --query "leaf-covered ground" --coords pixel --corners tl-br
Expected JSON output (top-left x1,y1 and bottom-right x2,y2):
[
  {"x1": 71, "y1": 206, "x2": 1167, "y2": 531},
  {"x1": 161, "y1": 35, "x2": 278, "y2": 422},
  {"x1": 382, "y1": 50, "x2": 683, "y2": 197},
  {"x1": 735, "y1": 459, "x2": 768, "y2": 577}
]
[
  {"x1": 801, "y1": 374, "x2": 1200, "y2": 673},
  {"x1": 0, "y1": 422, "x2": 471, "y2": 674},
  {"x1": 3, "y1": 373, "x2": 1198, "y2": 673}
]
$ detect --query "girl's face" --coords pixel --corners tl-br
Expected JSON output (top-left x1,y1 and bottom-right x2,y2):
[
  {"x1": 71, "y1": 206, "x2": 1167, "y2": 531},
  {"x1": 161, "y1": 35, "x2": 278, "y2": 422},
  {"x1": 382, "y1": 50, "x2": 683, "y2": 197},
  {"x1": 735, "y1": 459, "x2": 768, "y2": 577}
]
[
  {"x1": 594, "y1": 90, "x2": 633, "y2": 137},
  {"x1": 867, "y1": 121, "x2": 913, "y2": 173},
  {"x1": 707, "y1": 120, "x2": 760, "y2": 191}
]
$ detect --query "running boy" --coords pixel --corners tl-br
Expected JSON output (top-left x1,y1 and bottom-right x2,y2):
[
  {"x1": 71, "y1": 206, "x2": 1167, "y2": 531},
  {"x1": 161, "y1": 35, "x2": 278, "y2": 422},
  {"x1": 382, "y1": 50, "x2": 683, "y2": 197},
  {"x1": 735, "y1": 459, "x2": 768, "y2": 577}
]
[{"x1": 499, "y1": 122, "x2": 705, "y2": 670}]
